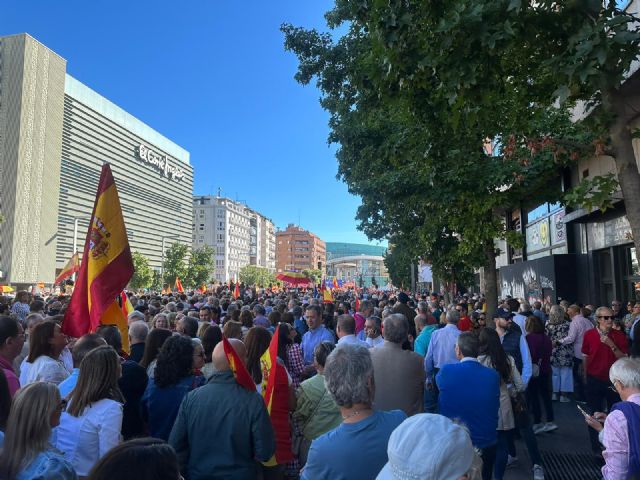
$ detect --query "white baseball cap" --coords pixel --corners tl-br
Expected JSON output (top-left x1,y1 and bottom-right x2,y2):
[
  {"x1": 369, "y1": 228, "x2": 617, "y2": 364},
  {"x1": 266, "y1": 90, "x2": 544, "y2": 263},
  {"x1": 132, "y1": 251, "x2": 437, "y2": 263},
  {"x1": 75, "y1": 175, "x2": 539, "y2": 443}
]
[{"x1": 377, "y1": 414, "x2": 474, "y2": 480}]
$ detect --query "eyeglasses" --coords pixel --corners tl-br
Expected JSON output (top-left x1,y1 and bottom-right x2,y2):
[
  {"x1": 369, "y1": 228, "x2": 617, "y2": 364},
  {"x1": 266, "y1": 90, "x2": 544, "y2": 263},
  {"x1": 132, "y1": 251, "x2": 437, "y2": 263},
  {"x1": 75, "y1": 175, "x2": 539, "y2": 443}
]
[
  {"x1": 193, "y1": 352, "x2": 205, "y2": 358},
  {"x1": 58, "y1": 399, "x2": 68, "y2": 411},
  {"x1": 597, "y1": 316, "x2": 614, "y2": 320}
]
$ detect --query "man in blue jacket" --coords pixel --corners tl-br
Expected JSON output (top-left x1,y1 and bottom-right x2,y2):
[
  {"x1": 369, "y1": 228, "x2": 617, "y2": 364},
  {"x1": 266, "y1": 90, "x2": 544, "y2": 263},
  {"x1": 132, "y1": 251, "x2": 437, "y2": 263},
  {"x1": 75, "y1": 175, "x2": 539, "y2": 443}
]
[
  {"x1": 437, "y1": 332, "x2": 500, "y2": 480},
  {"x1": 169, "y1": 339, "x2": 275, "y2": 479}
]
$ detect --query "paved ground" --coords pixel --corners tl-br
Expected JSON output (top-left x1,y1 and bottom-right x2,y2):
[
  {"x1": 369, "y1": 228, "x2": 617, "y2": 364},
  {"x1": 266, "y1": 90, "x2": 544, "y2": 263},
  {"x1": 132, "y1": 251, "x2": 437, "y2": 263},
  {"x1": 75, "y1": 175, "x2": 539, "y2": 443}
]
[{"x1": 505, "y1": 400, "x2": 604, "y2": 480}]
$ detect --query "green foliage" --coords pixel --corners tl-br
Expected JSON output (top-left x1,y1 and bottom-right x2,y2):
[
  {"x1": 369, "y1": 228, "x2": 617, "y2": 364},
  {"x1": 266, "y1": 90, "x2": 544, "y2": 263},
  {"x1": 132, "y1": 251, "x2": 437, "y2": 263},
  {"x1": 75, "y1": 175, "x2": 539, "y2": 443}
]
[
  {"x1": 185, "y1": 245, "x2": 215, "y2": 288},
  {"x1": 282, "y1": 0, "x2": 640, "y2": 304},
  {"x1": 564, "y1": 173, "x2": 620, "y2": 213},
  {"x1": 384, "y1": 243, "x2": 412, "y2": 289},
  {"x1": 129, "y1": 251, "x2": 154, "y2": 291},
  {"x1": 239, "y1": 265, "x2": 277, "y2": 287},
  {"x1": 301, "y1": 269, "x2": 323, "y2": 285},
  {"x1": 162, "y1": 242, "x2": 188, "y2": 286}
]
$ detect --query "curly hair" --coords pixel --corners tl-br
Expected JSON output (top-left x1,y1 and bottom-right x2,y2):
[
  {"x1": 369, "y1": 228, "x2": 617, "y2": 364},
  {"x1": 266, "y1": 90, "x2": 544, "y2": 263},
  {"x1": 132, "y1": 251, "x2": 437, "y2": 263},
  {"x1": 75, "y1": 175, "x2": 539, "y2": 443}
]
[{"x1": 153, "y1": 336, "x2": 194, "y2": 388}]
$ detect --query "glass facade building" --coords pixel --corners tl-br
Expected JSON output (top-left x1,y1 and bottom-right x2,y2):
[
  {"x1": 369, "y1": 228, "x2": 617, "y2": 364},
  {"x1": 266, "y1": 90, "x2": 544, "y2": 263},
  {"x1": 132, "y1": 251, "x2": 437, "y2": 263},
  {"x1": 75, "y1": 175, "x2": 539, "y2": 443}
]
[{"x1": 326, "y1": 242, "x2": 389, "y2": 288}]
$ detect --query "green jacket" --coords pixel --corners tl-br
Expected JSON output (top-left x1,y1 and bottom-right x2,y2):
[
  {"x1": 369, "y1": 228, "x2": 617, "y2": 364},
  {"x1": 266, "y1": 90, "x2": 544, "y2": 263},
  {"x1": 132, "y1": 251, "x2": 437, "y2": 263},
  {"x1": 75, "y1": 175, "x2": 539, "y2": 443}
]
[
  {"x1": 293, "y1": 373, "x2": 342, "y2": 441},
  {"x1": 169, "y1": 370, "x2": 275, "y2": 480}
]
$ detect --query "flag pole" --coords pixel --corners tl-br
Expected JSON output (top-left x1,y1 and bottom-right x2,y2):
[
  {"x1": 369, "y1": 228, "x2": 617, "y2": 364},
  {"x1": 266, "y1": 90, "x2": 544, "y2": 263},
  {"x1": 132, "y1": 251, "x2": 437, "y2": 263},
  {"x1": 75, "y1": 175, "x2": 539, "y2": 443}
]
[{"x1": 72, "y1": 217, "x2": 79, "y2": 282}]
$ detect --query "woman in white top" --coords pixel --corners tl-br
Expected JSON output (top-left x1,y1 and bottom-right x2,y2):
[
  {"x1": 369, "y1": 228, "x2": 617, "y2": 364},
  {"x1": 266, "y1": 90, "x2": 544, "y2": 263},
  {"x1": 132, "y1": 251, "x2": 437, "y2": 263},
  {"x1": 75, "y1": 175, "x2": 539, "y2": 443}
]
[
  {"x1": 56, "y1": 345, "x2": 124, "y2": 477},
  {"x1": 23, "y1": 321, "x2": 69, "y2": 386}
]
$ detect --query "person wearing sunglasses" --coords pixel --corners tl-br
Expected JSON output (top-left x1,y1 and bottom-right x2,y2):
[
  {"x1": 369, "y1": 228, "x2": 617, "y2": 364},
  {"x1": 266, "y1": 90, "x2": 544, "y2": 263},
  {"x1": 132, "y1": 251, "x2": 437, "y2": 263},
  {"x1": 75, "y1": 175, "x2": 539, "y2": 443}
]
[{"x1": 581, "y1": 306, "x2": 629, "y2": 456}]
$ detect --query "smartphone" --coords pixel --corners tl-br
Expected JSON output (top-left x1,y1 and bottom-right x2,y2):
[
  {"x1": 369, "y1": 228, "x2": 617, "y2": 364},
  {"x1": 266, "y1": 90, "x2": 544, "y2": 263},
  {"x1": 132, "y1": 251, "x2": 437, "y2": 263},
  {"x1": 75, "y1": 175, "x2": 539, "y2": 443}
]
[{"x1": 577, "y1": 404, "x2": 592, "y2": 418}]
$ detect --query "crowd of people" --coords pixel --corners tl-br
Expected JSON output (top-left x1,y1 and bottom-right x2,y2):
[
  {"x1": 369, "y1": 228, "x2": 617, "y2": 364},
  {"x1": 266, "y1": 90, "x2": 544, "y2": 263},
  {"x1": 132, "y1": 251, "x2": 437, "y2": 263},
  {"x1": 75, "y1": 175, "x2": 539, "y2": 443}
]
[{"x1": 0, "y1": 286, "x2": 639, "y2": 479}]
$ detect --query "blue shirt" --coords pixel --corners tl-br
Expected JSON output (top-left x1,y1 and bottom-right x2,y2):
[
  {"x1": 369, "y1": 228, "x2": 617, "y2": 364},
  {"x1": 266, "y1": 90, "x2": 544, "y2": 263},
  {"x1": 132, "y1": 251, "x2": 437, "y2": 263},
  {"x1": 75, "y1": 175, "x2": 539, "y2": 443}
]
[
  {"x1": 301, "y1": 326, "x2": 335, "y2": 364},
  {"x1": 294, "y1": 317, "x2": 308, "y2": 338},
  {"x1": 424, "y1": 324, "x2": 461, "y2": 380},
  {"x1": 254, "y1": 315, "x2": 270, "y2": 328},
  {"x1": 141, "y1": 375, "x2": 201, "y2": 441},
  {"x1": 17, "y1": 448, "x2": 77, "y2": 480},
  {"x1": 414, "y1": 325, "x2": 437, "y2": 357},
  {"x1": 437, "y1": 359, "x2": 500, "y2": 448},
  {"x1": 58, "y1": 368, "x2": 80, "y2": 399},
  {"x1": 302, "y1": 410, "x2": 406, "y2": 480}
]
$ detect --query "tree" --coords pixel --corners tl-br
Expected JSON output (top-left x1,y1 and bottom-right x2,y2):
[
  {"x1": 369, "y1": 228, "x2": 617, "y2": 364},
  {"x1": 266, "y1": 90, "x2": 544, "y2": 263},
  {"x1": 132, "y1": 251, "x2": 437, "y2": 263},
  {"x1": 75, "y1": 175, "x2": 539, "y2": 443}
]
[
  {"x1": 129, "y1": 251, "x2": 154, "y2": 291},
  {"x1": 162, "y1": 242, "x2": 188, "y2": 286},
  {"x1": 185, "y1": 245, "x2": 215, "y2": 288},
  {"x1": 239, "y1": 265, "x2": 277, "y2": 287},
  {"x1": 301, "y1": 268, "x2": 323, "y2": 285},
  {"x1": 282, "y1": 1, "x2": 639, "y2": 315}
]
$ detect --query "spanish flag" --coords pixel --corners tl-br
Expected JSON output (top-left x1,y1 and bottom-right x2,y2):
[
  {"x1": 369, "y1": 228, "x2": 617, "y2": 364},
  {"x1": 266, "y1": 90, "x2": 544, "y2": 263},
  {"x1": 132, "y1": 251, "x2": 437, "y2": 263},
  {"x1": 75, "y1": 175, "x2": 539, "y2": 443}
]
[
  {"x1": 260, "y1": 325, "x2": 293, "y2": 466},
  {"x1": 120, "y1": 291, "x2": 134, "y2": 318},
  {"x1": 222, "y1": 335, "x2": 255, "y2": 391},
  {"x1": 54, "y1": 252, "x2": 80, "y2": 285},
  {"x1": 175, "y1": 277, "x2": 184, "y2": 293},
  {"x1": 332, "y1": 277, "x2": 339, "y2": 290},
  {"x1": 233, "y1": 281, "x2": 240, "y2": 299},
  {"x1": 62, "y1": 164, "x2": 134, "y2": 340}
]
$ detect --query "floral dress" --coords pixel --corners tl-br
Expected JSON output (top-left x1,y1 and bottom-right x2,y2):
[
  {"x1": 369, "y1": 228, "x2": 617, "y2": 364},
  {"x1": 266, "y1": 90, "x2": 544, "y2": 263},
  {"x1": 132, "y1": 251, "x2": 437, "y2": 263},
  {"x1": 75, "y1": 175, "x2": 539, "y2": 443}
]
[{"x1": 546, "y1": 321, "x2": 573, "y2": 368}]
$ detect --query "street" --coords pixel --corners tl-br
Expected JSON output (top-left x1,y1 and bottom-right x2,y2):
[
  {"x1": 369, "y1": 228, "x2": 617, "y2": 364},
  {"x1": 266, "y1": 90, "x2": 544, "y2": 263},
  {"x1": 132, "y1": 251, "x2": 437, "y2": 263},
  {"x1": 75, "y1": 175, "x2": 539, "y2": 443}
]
[{"x1": 507, "y1": 400, "x2": 603, "y2": 480}]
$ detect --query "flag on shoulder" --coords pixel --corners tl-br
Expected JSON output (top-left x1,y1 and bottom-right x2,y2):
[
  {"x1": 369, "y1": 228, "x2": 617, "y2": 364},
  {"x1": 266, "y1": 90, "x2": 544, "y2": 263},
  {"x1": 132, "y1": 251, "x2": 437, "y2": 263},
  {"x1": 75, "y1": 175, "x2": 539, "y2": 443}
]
[
  {"x1": 62, "y1": 164, "x2": 134, "y2": 342},
  {"x1": 260, "y1": 325, "x2": 293, "y2": 466},
  {"x1": 222, "y1": 335, "x2": 255, "y2": 391}
]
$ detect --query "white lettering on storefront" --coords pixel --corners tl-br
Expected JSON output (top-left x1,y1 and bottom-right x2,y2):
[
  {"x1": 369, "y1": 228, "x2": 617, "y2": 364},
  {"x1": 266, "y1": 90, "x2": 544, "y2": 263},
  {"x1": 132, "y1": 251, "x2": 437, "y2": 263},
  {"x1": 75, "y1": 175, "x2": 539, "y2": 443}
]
[{"x1": 136, "y1": 144, "x2": 185, "y2": 182}]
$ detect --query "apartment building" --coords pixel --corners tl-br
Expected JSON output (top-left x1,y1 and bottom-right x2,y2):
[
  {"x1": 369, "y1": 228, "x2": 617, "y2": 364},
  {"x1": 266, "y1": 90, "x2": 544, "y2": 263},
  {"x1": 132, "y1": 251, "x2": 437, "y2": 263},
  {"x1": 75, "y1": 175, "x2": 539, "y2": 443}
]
[{"x1": 275, "y1": 224, "x2": 326, "y2": 274}]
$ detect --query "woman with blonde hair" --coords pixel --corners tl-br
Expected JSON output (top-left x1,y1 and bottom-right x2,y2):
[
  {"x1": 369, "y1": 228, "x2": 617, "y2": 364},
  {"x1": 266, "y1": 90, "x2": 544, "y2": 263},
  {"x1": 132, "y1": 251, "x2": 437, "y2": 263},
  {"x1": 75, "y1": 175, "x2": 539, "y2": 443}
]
[
  {"x1": 0, "y1": 382, "x2": 76, "y2": 479},
  {"x1": 152, "y1": 313, "x2": 171, "y2": 331},
  {"x1": 55, "y1": 345, "x2": 124, "y2": 476}
]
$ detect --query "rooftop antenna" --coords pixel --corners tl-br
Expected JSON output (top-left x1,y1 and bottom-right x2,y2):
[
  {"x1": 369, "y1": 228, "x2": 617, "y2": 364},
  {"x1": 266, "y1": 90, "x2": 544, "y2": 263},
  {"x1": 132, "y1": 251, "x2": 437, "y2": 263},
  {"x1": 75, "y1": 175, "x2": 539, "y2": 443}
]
[{"x1": 217, "y1": 187, "x2": 222, "y2": 198}]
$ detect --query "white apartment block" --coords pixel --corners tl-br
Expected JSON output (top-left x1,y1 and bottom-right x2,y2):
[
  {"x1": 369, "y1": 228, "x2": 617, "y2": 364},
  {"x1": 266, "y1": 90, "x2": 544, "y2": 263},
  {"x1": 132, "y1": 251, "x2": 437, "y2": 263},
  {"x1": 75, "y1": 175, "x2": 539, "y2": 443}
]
[{"x1": 193, "y1": 196, "x2": 275, "y2": 282}]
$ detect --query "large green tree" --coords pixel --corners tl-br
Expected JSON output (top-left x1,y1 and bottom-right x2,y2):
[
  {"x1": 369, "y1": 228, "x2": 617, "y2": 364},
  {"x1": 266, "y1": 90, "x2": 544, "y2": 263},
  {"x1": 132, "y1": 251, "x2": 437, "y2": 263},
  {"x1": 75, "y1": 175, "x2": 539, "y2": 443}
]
[
  {"x1": 185, "y1": 245, "x2": 215, "y2": 288},
  {"x1": 162, "y1": 242, "x2": 188, "y2": 286},
  {"x1": 239, "y1": 265, "x2": 277, "y2": 287},
  {"x1": 282, "y1": 1, "x2": 639, "y2": 314},
  {"x1": 129, "y1": 251, "x2": 154, "y2": 291}
]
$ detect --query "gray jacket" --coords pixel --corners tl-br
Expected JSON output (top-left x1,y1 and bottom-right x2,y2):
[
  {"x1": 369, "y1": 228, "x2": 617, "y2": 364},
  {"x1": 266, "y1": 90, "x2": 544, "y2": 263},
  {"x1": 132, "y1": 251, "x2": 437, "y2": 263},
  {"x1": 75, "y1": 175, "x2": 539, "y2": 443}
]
[{"x1": 169, "y1": 370, "x2": 275, "y2": 479}]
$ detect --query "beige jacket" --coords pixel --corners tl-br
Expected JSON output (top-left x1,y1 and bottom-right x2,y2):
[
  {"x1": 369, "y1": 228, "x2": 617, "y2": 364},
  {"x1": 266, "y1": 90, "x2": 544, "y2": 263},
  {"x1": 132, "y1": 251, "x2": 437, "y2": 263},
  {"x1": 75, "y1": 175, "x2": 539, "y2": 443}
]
[
  {"x1": 478, "y1": 354, "x2": 524, "y2": 430},
  {"x1": 370, "y1": 341, "x2": 425, "y2": 416}
]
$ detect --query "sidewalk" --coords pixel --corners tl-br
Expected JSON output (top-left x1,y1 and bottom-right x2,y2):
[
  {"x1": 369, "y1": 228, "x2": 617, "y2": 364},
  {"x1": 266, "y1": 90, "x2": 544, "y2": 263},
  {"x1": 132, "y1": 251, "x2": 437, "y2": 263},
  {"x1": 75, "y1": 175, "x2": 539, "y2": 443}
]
[{"x1": 505, "y1": 400, "x2": 603, "y2": 480}]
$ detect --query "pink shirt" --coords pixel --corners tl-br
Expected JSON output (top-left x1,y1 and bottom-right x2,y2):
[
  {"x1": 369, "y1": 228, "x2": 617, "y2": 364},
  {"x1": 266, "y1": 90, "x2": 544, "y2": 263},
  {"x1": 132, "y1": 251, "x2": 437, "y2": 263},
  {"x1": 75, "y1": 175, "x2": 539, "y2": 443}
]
[
  {"x1": 601, "y1": 393, "x2": 640, "y2": 480},
  {"x1": 0, "y1": 355, "x2": 20, "y2": 397},
  {"x1": 561, "y1": 315, "x2": 594, "y2": 359}
]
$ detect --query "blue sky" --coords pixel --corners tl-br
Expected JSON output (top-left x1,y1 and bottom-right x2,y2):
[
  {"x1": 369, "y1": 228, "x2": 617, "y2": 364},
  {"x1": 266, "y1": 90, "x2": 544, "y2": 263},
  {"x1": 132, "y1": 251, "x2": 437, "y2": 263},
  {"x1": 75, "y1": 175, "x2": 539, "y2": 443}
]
[{"x1": 2, "y1": 1, "x2": 386, "y2": 247}]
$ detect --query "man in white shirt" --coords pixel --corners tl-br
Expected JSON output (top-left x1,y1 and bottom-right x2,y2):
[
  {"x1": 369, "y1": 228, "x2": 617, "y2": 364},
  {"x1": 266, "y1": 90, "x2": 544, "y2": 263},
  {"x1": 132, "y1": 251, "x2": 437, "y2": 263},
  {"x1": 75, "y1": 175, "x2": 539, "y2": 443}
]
[
  {"x1": 562, "y1": 304, "x2": 595, "y2": 403},
  {"x1": 336, "y1": 315, "x2": 369, "y2": 348}
]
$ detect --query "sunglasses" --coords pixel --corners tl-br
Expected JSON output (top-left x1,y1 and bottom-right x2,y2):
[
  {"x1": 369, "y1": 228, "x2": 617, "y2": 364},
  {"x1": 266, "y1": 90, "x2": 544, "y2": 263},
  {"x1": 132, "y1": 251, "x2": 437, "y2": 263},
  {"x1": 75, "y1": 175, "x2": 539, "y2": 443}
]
[
  {"x1": 597, "y1": 316, "x2": 614, "y2": 320},
  {"x1": 58, "y1": 399, "x2": 68, "y2": 411}
]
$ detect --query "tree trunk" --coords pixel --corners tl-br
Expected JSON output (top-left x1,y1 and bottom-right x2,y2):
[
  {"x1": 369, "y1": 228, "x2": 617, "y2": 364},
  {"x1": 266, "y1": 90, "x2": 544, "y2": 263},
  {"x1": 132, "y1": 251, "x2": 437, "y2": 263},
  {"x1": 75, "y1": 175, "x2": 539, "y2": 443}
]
[
  {"x1": 608, "y1": 91, "x2": 640, "y2": 260},
  {"x1": 483, "y1": 238, "x2": 499, "y2": 324}
]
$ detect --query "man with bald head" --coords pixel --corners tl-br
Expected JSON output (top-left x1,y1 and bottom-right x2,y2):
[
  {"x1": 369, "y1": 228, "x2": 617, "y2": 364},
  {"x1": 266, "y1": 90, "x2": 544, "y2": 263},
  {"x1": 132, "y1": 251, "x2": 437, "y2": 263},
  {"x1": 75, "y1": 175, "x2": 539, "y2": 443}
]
[{"x1": 169, "y1": 339, "x2": 275, "y2": 479}]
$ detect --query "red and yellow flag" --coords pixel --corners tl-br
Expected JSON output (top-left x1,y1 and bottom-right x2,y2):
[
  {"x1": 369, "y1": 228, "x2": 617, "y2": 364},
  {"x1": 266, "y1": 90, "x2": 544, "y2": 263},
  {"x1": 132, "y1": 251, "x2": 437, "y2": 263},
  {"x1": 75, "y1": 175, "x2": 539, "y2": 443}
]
[
  {"x1": 120, "y1": 291, "x2": 134, "y2": 318},
  {"x1": 332, "y1": 277, "x2": 339, "y2": 289},
  {"x1": 55, "y1": 252, "x2": 80, "y2": 285},
  {"x1": 260, "y1": 325, "x2": 293, "y2": 466},
  {"x1": 175, "y1": 277, "x2": 184, "y2": 293},
  {"x1": 233, "y1": 281, "x2": 240, "y2": 299},
  {"x1": 62, "y1": 164, "x2": 134, "y2": 340},
  {"x1": 222, "y1": 335, "x2": 255, "y2": 391},
  {"x1": 355, "y1": 297, "x2": 360, "y2": 312}
]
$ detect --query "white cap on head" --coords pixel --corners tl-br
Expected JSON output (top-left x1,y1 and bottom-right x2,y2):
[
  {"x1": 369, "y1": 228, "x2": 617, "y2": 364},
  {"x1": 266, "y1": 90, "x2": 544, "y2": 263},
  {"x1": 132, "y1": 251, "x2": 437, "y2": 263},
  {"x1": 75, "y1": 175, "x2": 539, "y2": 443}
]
[{"x1": 377, "y1": 414, "x2": 474, "y2": 480}]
